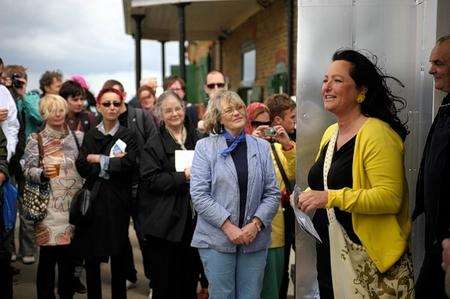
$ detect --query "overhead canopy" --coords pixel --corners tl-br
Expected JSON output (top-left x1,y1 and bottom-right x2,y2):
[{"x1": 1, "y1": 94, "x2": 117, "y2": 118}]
[{"x1": 123, "y1": 0, "x2": 273, "y2": 41}]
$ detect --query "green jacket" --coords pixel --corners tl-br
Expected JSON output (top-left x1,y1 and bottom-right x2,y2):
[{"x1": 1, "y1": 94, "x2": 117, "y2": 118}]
[{"x1": 18, "y1": 91, "x2": 43, "y2": 140}]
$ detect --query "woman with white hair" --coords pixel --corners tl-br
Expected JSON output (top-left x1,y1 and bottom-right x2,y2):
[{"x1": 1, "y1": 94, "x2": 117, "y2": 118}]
[
  {"x1": 190, "y1": 90, "x2": 279, "y2": 298},
  {"x1": 22, "y1": 94, "x2": 84, "y2": 299},
  {"x1": 138, "y1": 90, "x2": 199, "y2": 298}
]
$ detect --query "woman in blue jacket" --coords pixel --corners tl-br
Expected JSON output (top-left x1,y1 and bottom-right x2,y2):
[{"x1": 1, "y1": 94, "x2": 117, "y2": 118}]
[{"x1": 190, "y1": 90, "x2": 279, "y2": 299}]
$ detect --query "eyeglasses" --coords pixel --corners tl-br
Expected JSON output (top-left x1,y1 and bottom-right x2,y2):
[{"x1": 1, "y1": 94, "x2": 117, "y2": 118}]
[
  {"x1": 251, "y1": 121, "x2": 271, "y2": 127},
  {"x1": 101, "y1": 101, "x2": 121, "y2": 108},
  {"x1": 222, "y1": 105, "x2": 246, "y2": 116},
  {"x1": 206, "y1": 82, "x2": 225, "y2": 89},
  {"x1": 169, "y1": 87, "x2": 185, "y2": 92}
]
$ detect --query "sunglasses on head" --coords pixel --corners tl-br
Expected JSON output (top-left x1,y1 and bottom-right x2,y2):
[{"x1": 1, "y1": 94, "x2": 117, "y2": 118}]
[
  {"x1": 251, "y1": 121, "x2": 271, "y2": 127},
  {"x1": 101, "y1": 101, "x2": 121, "y2": 108},
  {"x1": 206, "y1": 82, "x2": 225, "y2": 89}
]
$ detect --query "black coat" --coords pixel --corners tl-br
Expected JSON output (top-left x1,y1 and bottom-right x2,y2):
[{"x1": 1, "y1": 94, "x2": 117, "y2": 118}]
[
  {"x1": 72, "y1": 125, "x2": 138, "y2": 257},
  {"x1": 414, "y1": 94, "x2": 450, "y2": 297},
  {"x1": 138, "y1": 125, "x2": 198, "y2": 243}
]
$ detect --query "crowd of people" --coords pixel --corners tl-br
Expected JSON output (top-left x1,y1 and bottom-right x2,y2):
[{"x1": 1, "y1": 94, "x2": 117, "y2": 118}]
[{"x1": 0, "y1": 34, "x2": 449, "y2": 299}]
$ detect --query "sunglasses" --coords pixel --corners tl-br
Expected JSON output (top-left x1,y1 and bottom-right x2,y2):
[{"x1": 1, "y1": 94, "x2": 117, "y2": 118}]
[
  {"x1": 101, "y1": 101, "x2": 121, "y2": 108},
  {"x1": 206, "y1": 82, "x2": 225, "y2": 89},
  {"x1": 251, "y1": 121, "x2": 271, "y2": 127}
]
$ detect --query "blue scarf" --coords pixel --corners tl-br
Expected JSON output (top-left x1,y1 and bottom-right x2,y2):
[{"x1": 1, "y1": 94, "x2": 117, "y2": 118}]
[{"x1": 219, "y1": 131, "x2": 246, "y2": 157}]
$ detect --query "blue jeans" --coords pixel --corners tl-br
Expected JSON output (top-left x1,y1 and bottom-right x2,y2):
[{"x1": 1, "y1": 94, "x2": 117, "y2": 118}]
[{"x1": 199, "y1": 248, "x2": 268, "y2": 299}]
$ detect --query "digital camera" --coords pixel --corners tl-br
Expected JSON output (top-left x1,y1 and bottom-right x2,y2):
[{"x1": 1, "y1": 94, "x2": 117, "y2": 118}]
[
  {"x1": 265, "y1": 127, "x2": 277, "y2": 137},
  {"x1": 11, "y1": 73, "x2": 25, "y2": 89}
]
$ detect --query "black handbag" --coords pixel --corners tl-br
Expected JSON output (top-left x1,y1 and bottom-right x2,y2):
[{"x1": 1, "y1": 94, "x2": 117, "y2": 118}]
[
  {"x1": 69, "y1": 181, "x2": 100, "y2": 225},
  {"x1": 22, "y1": 133, "x2": 51, "y2": 222},
  {"x1": 68, "y1": 129, "x2": 99, "y2": 225}
]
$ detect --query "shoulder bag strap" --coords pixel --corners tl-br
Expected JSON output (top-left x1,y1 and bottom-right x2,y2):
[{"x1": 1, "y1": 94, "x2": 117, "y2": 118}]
[
  {"x1": 270, "y1": 142, "x2": 293, "y2": 194},
  {"x1": 69, "y1": 129, "x2": 81, "y2": 151},
  {"x1": 36, "y1": 133, "x2": 44, "y2": 167},
  {"x1": 323, "y1": 128, "x2": 339, "y2": 223}
]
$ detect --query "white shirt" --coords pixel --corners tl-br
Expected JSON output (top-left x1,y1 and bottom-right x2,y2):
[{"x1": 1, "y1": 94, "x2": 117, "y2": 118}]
[{"x1": 0, "y1": 85, "x2": 19, "y2": 161}]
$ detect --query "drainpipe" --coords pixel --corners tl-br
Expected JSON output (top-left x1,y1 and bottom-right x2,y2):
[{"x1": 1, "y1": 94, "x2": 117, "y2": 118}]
[{"x1": 285, "y1": 0, "x2": 294, "y2": 95}]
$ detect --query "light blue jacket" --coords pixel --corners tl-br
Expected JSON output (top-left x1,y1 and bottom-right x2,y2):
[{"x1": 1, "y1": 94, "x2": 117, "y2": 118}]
[{"x1": 190, "y1": 134, "x2": 280, "y2": 253}]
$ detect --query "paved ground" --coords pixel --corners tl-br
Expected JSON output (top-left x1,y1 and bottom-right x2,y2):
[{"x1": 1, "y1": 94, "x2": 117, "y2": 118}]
[{"x1": 11, "y1": 226, "x2": 295, "y2": 298}]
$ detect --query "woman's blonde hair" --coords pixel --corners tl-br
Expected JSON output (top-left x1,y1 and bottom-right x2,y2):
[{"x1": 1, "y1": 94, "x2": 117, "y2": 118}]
[
  {"x1": 39, "y1": 94, "x2": 68, "y2": 120},
  {"x1": 203, "y1": 90, "x2": 246, "y2": 134}
]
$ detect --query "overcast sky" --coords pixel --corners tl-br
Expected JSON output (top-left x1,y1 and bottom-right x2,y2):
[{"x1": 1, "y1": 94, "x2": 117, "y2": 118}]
[{"x1": 0, "y1": 0, "x2": 179, "y2": 99}]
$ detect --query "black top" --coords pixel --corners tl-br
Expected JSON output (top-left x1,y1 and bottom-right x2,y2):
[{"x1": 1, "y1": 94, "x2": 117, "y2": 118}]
[
  {"x1": 66, "y1": 111, "x2": 97, "y2": 132},
  {"x1": 138, "y1": 125, "x2": 198, "y2": 242},
  {"x1": 118, "y1": 107, "x2": 129, "y2": 128},
  {"x1": 227, "y1": 140, "x2": 248, "y2": 228},
  {"x1": 308, "y1": 136, "x2": 360, "y2": 244}
]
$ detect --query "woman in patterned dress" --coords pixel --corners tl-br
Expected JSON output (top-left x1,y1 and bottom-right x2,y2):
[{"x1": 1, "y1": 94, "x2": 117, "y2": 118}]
[{"x1": 22, "y1": 94, "x2": 84, "y2": 299}]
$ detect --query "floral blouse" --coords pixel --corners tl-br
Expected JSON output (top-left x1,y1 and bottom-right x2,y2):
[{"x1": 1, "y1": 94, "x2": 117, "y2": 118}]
[{"x1": 22, "y1": 126, "x2": 84, "y2": 246}]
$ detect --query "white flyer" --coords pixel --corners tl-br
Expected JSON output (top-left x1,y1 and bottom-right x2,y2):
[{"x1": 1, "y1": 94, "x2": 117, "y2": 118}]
[
  {"x1": 175, "y1": 150, "x2": 195, "y2": 172},
  {"x1": 290, "y1": 185, "x2": 322, "y2": 243},
  {"x1": 109, "y1": 139, "x2": 127, "y2": 157}
]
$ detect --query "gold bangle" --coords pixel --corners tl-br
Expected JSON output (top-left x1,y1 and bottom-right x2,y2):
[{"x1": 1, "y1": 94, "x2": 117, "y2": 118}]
[{"x1": 252, "y1": 219, "x2": 261, "y2": 232}]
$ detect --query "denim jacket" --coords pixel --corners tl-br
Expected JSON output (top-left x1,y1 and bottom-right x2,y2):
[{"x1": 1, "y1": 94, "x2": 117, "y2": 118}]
[{"x1": 190, "y1": 134, "x2": 280, "y2": 253}]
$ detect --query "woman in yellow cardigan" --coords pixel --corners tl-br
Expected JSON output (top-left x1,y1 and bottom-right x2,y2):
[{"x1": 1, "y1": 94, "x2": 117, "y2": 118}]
[{"x1": 297, "y1": 49, "x2": 414, "y2": 298}]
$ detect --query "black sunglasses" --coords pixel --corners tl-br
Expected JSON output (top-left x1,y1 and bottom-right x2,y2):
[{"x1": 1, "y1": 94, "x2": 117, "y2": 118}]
[
  {"x1": 251, "y1": 121, "x2": 271, "y2": 127},
  {"x1": 101, "y1": 101, "x2": 121, "y2": 108},
  {"x1": 206, "y1": 82, "x2": 225, "y2": 89}
]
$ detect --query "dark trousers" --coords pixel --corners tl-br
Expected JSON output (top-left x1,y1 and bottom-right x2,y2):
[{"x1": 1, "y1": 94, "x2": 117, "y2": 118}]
[
  {"x1": 124, "y1": 236, "x2": 137, "y2": 283},
  {"x1": 0, "y1": 229, "x2": 13, "y2": 299},
  {"x1": 36, "y1": 245, "x2": 74, "y2": 299},
  {"x1": 416, "y1": 250, "x2": 447, "y2": 299},
  {"x1": 85, "y1": 255, "x2": 126, "y2": 299},
  {"x1": 144, "y1": 236, "x2": 197, "y2": 299},
  {"x1": 279, "y1": 205, "x2": 296, "y2": 299}
]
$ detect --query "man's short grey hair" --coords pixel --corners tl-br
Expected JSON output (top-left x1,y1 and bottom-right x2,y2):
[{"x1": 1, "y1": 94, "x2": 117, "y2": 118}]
[{"x1": 437, "y1": 34, "x2": 450, "y2": 45}]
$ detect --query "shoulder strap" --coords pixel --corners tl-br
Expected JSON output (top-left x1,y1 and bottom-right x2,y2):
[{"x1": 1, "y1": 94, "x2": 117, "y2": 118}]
[
  {"x1": 270, "y1": 142, "x2": 293, "y2": 193},
  {"x1": 36, "y1": 133, "x2": 44, "y2": 167},
  {"x1": 135, "y1": 108, "x2": 146, "y2": 139},
  {"x1": 69, "y1": 129, "x2": 81, "y2": 151},
  {"x1": 324, "y1": 128, "x2": 339, "y2": 222}
]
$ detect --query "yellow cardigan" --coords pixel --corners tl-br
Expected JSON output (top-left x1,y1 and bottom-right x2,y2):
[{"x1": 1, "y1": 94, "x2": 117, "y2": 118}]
[{"x1": 317, "y1": 118, "x2": 411, "y2": 273}]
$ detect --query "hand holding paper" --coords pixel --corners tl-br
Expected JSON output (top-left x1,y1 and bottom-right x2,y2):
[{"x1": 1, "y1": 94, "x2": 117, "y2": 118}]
[{"x1": 290, "y1": 185, "x2": 322, "y2": 243}]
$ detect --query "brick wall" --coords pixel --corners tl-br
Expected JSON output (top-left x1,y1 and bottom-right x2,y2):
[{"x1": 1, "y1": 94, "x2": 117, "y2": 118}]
[{"x1": 221, "y1": 0, "x2": 297, "y2": 98}]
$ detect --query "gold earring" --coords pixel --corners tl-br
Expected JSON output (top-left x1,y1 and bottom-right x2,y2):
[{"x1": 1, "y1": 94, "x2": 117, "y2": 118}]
[{"x1": 356, "y1": 92, "x2": 366, "y2": 103}]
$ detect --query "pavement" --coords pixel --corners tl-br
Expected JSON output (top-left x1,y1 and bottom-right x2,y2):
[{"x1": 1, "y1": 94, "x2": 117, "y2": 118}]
[{"x1": 11, "y1": 225, "x2": 295, "y2": 298}]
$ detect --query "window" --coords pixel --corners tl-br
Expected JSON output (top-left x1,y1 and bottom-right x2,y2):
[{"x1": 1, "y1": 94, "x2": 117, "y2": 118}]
[{"x1": 241, "y1": 43, "x2": 256, "y2": 87}]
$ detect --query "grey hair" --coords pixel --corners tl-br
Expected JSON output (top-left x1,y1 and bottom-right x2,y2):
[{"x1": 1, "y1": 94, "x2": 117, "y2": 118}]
[
  {"x1": 154, "y1": 90, "x2": 184, "y2": 120},
  {"x1": 203, "y1": 90, "x2": 246, "y2": 134},
  {"x1": 437, "y1": 34, "x2": 450, "y2": 45}
]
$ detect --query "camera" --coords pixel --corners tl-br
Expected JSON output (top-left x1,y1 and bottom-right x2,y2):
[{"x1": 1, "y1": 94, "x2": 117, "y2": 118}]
[
  {"x1": 11, "y1": 73, "x2": 25, "y2": 89},
  {"x1": 265, "y1": 127, "x2": 277, "y2": 137}
]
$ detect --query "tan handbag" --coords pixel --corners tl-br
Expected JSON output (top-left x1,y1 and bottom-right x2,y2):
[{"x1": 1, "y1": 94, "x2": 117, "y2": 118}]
[{"x1": 323, "y1": 128, "x2": 414, "y2": 298}]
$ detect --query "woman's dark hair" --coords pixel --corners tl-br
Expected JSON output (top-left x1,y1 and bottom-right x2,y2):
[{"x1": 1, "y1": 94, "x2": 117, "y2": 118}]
[
  {"x1": 332, "y1": 49, "x2": 409, "y2": 140},
  {"x1": 85, "y1": 90, "x2": 96, "y2": 107},
  {"x1": 59, "y1": 80, "x2": 85, "y2": 100}
]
